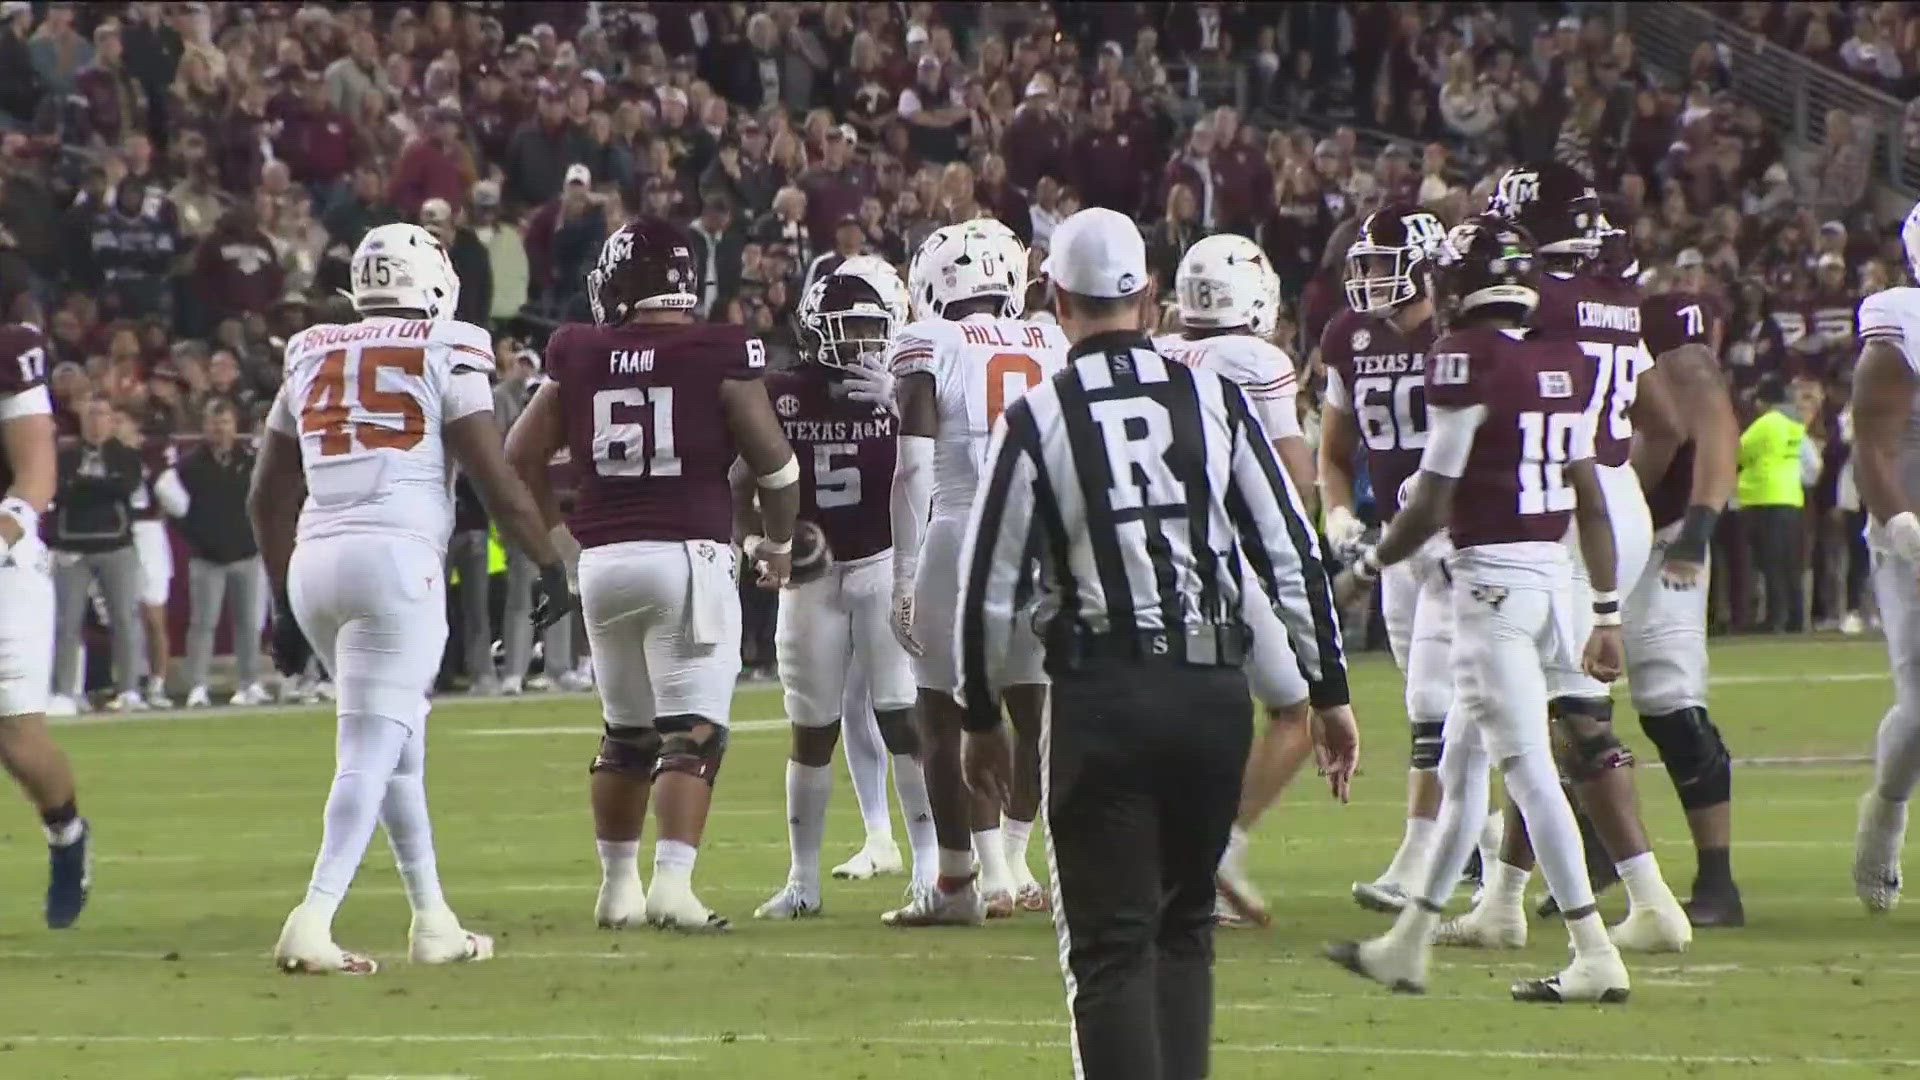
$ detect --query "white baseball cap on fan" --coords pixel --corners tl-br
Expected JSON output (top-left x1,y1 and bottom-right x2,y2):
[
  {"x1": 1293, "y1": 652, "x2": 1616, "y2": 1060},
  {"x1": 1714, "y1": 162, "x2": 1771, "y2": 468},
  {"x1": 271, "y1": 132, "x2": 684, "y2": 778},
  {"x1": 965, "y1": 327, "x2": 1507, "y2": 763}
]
[{"x1": 1041, "y1": 207, "x2": 1148, "y2": 299}]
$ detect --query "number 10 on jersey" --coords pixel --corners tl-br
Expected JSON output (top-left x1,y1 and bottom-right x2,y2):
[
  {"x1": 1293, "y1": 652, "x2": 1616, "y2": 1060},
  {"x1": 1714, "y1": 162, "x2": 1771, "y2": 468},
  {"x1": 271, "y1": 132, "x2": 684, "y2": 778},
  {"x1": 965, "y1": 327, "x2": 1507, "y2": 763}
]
[
  {"x1": 1517, "y1": 410, "x2": 1580, "y2": 515},
  {"x1": 592, "y1": 386, "x2": 679, "y2": 477}
]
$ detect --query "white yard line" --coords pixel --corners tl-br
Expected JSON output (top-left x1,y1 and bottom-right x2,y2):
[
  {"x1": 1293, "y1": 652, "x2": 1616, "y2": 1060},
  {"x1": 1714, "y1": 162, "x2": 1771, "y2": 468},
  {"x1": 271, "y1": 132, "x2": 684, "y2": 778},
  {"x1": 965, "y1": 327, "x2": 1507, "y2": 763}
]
[{"x1": 481, "y1": 1054, "x2": 699, "y2": 1063}]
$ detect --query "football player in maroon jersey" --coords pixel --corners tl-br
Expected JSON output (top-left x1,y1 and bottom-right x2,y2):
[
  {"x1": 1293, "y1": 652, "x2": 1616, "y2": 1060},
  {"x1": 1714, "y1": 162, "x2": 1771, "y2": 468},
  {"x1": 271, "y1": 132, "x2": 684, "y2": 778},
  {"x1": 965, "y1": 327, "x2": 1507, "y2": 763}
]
[
  {"x1": 0, "y1": 287, "x2": 90, "y2": 928},
  {"x1": 507, "y1": 218, "x2": 800, "y2": 932},
  {"x1": 735, "y1": 266, "x2": 940, "y2": 919},
  {"x1": 1326, "y1": 215, "x2": 1631, "y2": 1003},
  {"x1": 1320, "y1": 205, "x2": 1475, "y2": 913},
  {"x1": 1439, "y1": 162, "x2": 1691, "y2": 953},
  {"x1": 1624, "y1": 255, "x2": 1745, "y2": 925}
]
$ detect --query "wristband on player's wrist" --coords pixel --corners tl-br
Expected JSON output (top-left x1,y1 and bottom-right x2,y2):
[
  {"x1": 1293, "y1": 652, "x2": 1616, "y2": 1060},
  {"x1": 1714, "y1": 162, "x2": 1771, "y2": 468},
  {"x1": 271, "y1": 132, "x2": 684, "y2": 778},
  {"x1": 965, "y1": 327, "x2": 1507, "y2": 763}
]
[
  {"x1": 1591, "y1": 589, "x2": 1622, "y2": 627},
  {"x1": 1670, "y1": 505, "x2": 1719, "y2": 562}
]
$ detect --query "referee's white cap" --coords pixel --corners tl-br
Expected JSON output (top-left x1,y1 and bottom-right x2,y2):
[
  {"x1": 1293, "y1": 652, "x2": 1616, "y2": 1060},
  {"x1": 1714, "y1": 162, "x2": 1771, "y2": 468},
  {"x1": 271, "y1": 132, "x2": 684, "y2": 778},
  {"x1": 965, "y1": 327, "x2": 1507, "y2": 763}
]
[{"x1": 1042, "y1": 207, "x2": 1149, "y2": 298}]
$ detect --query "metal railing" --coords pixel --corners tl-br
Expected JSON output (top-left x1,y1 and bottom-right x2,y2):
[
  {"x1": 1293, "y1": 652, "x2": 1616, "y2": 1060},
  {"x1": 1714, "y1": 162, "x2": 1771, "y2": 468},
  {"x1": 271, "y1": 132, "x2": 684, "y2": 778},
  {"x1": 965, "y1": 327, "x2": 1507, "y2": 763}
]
[{"x1": 1616, "y1": 1, "x2": 1918, "y2": 197}]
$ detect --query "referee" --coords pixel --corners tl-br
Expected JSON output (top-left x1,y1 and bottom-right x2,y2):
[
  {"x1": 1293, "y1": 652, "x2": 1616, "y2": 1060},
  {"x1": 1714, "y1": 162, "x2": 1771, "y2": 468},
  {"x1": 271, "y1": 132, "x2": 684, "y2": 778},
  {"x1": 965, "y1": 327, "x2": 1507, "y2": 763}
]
[{"x1": 955, "y1": 208, "x2": 1349, "y2": 1080}]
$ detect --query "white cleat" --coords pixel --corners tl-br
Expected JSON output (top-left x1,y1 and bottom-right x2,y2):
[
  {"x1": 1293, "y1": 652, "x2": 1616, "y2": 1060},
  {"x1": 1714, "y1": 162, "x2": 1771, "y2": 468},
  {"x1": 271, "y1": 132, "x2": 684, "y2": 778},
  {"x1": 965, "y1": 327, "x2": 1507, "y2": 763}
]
[
  {"x1": 1511, "y1": 950, "x2": 1631, "y2": 1003},
  {"x1": 1015, "y1": 878, "x2": 1051, "y2": 913},
  {"x1": 1433, "y1": 903, "x2": 1527, "y2": 949},
  {"x1": 831, "y1": 839, "x2": 904, "y2": 880},
  {"x1": 183, "y1": 686, "x2": 211, "y2": 709},
  {"x1": 273, "y1": 906, "x2": 377, "y2": 975},
  {"x1": 408, "y1": 909, "x2": 494, "y2": 965},
  {"x1": 982, "y1": 887, "x2": 1016, "y2": 919},
  {"x1": 108, "y1": 690, "x2": 148, "y2": 712},
  {"x1": 882, "y1": 878, "x2": 986, "y2": 927},
  {"x1": 499, "y1": 675, "x2": 524, "y2": 696},
  {"x1": 1608, "y1": 902, "x2": 1693, "y2": 953},
  {"x1": 1323, "y1": 934, "x2": 1428, "y2": 994},
  {"x1": 44, "y1": 694, "x2": 79, "y2": 717},
  {"x1": 524, "y1": 674, "x2": 555, "y2": 693},
  {"x1": 229, "y1": 683, "x2": 273, "y2": 708},
  {"x1": 645, "y1": 881, "x2": 730, "y2": 933},
  {"x1": 595, "y1": 874, "x2": 647, "y2": 929},
  {"x1": 1854, "y1": 792, "x2": 1906, "y2": 914},
  {"x1": 143, "y1": 677, "x2": 168, "y2": 707},
  {"x1": 1352, "y1": 879, "x2": 1411, "y2": 913},
  {"x1": 754, "y1": 882, "x2": 823, "y2": 920},
  {"x1": 558, "y1": 667, "x2": 595, "y2": 692}
]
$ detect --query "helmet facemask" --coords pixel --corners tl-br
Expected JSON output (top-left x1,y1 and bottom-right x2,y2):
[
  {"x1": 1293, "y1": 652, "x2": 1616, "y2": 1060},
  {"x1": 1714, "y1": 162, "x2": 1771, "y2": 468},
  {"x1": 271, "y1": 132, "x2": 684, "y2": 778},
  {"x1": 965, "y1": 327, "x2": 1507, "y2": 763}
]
[{"x1": 1344, "y1": 242, "x2": 1423, "y2": 315}]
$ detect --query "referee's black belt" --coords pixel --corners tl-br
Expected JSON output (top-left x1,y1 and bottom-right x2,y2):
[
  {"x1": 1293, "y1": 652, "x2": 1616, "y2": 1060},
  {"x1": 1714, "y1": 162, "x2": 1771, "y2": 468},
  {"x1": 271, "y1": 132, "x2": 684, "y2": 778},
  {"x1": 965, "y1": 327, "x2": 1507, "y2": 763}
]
[{"x1": 1045, "y1": 622, "x2": 1250, "y2": 672}]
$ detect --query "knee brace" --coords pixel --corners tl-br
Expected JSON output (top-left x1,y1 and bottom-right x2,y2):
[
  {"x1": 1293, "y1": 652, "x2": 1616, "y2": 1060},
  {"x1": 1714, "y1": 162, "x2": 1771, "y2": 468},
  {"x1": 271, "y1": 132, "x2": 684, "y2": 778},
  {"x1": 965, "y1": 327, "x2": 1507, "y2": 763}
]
[
  {"x1": 590, "y1": 724, "x2": 663, "y2": 776},
  {"x1": 1640, "y1": 707, "x2": 1732, "y2": 810},
  {"x1": 875, "y1": 709, "x2": 921, "y2": 757},
  {"x1": 652, "y1": 713, "x2": 729, "y2": 785},
  {"x1": 1549, "y1": 696, "x2": 1634, "y2": 782},
  {"x1": 1409, "y1": 719, "x2": 1444, "y2": 771}
]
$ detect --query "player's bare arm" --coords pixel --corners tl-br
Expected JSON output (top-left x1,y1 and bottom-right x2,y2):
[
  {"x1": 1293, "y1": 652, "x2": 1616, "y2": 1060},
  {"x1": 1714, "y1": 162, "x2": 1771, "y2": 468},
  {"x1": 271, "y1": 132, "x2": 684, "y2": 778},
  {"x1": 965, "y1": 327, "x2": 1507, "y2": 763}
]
[
  {"x1": 1853, "y1": 340, "x2": 1920, "y2": 559},
  {"x1": 247, "y1": 427, "x2": 308, "y2": 592},
  {"x1": 0, "y1": 411, "x2": 54, "y2": 550},
  {"x1": 1371, "y1": 469, "x2": 1452, "y2": 569},
  {"x1": 1317, "y1": 402, "x2": 1362, "y2": 550},
  {"x1": 503, "y1": 379, "x2": 566, "y2": 530},
  {"x1": 719, "y1": 375, "x2": 798, "y2": 586},
  {"x1": 890, "y1": 372, "x2": 937, "y2": 655},
  {"x1": 1567, "y1": 456, "x2": 1624, "y2": 682},
  {"x1": 446, "y1": 410, "x2": 562, "y2": 566},
  {"x1": 1651, "y1": 342, "x2": 1738, "y2": 584},
  {"x1": 1624, "y1": 355, "x2": 1687, "y2": 488},
  {"x1": 1274, "y1": 434, "x2": 1318, "y2": 520},
  {"x1": 727, "y1": 456, "x2": 761, "y2": 546}
]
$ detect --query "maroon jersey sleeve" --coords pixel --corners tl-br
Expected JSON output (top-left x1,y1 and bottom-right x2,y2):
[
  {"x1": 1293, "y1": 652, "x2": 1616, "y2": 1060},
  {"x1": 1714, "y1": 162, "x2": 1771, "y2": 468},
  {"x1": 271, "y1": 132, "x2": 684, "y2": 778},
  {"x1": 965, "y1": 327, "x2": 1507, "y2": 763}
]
[
  {"x1": 1640, "y1": 292, "x2": 1713, "y2": 358},
  {"x1": 706, "y1": 324, "x2": 768, "y2": 381},
  {"x1": 1423, "y1": 328, "x2": 1490, "y2": 411},
  {"x1": 0, "y1": 324, "x2": 49, "y2": 498}
]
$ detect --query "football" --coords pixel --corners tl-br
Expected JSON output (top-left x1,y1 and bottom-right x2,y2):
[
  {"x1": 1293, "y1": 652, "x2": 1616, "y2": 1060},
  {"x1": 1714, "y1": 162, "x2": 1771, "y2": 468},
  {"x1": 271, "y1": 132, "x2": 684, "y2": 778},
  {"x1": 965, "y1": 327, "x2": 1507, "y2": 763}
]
[{"x1": 788, "y1": 519, "x2": 833, "y2": 584}]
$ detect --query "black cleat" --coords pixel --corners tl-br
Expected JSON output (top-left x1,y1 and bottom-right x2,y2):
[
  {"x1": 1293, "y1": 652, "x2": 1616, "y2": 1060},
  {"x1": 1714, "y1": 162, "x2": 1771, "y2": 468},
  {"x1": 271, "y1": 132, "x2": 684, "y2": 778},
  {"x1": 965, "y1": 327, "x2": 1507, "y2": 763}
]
[
  {"x1": 1511, "y1": 974, "x2": 1630, "y2": 1004},
  {"x1": 1684, "y1": 883, "x2": 1746, "y2": 928},
  {"x1": 46, "y1": 818, "x2": 91, "y2": 930},
  {"x1": 1322, "y1": 940, "x2": 1425, "y2": 995}
]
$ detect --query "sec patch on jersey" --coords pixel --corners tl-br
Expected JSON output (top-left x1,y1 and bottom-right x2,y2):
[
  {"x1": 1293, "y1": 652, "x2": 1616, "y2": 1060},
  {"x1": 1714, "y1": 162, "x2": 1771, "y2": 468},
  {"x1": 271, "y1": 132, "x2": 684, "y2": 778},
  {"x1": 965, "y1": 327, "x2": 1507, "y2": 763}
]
[{"x1": 788, "y1": 520, "x2": 833, "y2": 585}]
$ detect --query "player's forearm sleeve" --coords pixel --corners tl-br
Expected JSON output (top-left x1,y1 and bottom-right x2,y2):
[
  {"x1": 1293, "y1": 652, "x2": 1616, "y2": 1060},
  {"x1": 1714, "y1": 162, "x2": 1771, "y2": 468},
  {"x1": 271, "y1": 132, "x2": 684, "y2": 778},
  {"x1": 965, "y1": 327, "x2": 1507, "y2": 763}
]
[
  {"x1": 891, "y1": 434, "x2": 933, "y2": 591},
  {"x1": 1223, "y1": 383, "x2": 1348, "y2": 707},
  {"x1": 955, "y1": 413, "x2": 1039, "y2": 730}
]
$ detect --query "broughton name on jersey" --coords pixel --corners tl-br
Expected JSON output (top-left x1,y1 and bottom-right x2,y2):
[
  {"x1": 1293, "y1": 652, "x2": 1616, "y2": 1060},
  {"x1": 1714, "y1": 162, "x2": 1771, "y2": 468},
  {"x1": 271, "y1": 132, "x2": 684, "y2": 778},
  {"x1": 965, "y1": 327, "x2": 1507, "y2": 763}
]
[{"x1": 1576, "y1": 301, "x2": 1641, "y2": 333}]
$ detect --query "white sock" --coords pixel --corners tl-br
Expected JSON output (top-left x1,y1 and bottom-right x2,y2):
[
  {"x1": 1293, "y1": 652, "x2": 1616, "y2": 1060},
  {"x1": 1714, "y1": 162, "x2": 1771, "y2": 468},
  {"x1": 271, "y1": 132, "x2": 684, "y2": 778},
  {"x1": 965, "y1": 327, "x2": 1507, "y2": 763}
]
[
  {"x1": 304, "y1": 713, "x2": 411, "y2": 922},
  {"x1": 785, "y1": 761, "x2": 832, "y2": 891},
  {"x1": 1382, "y1": 814, "x2": 1437, "y2": 885},
  {"x1": 1615, "y1": 850, "x2": 1678, "y2": 912},
  {"x1": 1503, "y1": 749, "x2": 1595, "y2": 915},
  {"x1": 378, "y1": 729, "x2": 446, "y2": 913},
  {"x1": 938, "y1": 847, "x2": 974, "y2": 880},
  {"x1": 596, "y1": 838, "x2": 641, "y2": 885},
  {"x1": 1875, "y1": 704, "x2": 1920, "y2": 802},
  {"x1": 1003, "y1": 816, "x2": 1034, "y2": 881},
  {"x1": 892, "y1": 754, "x2": 939, "y2": 885},
  {"x1": 1386, "y1": 903, "x2": 1439, "y2": 949},
  {"x1": 653, "y1": 838, "x2": 698, "y2": 892},
  {"x1": 973, "y1": 827, "x2": 1012, "y2": 893},
  {"x1": 1414, "y1": 726, "x2": 1491, "y2": 908},
  {"x1": 1566, "y1": 910, "x2": 1616, "y2": 958},
  {"x1": 839, "y1": 702, "x2": 895, "y2": 843},
  {"x1": 1485, "y1": 859, "x2": 1529, "y2": 907}
]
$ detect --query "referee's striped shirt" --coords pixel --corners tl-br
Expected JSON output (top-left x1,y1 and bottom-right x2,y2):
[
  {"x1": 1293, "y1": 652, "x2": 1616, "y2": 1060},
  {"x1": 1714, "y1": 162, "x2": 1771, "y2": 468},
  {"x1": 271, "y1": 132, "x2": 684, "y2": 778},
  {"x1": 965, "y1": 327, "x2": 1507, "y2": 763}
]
[{"x1": 955, "y1": 329, "x2": 1348, "y2": 727}]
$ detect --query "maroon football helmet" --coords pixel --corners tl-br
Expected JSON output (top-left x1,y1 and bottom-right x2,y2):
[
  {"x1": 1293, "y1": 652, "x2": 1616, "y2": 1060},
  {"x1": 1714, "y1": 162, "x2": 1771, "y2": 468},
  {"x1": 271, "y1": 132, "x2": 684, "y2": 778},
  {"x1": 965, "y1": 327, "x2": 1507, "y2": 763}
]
[
  {"x1": 1439, "y1": 214, "x2": 1540, "y2": 319},
  {"x1": 1344, "y1": 204, "x2": 1449, "y2": 315},
  {"x1": 1484, "y1": 161, "x2": 1602, "y2": 266},
  {"x1": 587, "y1": 217, "x2": 700, "y2": 325}
]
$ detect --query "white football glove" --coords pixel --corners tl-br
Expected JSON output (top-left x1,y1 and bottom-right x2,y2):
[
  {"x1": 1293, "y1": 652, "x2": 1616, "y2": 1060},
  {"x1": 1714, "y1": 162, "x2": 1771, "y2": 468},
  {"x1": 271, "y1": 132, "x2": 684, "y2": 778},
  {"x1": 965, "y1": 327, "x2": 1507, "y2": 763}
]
[
  {"x1": 842, "y1": 356, "x2": 897, "y2": 412},
  {"x1": 1324, "y1": 504, "x2": 1365, "y2": 556},
  {"x1": 890, "y1": 587, "x2": 924, "y2": 657}
]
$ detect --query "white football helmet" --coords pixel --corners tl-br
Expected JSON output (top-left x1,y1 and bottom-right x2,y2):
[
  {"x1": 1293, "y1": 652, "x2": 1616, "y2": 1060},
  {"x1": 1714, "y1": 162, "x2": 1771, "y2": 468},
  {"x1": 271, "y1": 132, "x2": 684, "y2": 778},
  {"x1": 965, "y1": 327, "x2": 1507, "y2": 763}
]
[
  {"x1": 1175, "y1": 233, "x2": 1281, "y2": 337},
  {"x1": 349, "y1": 223, "x2": 460, "y2": 320},
  {"x1": 909, "y1": 217, "x2": 1026, "y2": 321},
  {"x1": 1902, "y1": 199, "x2": 1920, "y2": 284},
  {"x1": 835, "y1": 254, "x2": 910, "y2": 328}
]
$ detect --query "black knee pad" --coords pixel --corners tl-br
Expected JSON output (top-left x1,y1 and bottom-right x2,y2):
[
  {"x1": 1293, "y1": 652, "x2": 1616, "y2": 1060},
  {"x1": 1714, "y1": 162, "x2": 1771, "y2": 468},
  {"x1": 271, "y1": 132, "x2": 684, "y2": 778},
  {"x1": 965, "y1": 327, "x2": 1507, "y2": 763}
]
[
  {"x1": 651, "y1": 714, "x2": 729, "y2": 785},
  {"x1": 1550, "y1": 696, "x2": 1634, "y2": 782},
  {"x1": 1409, "y1": 719, "x2": 1444, "y2": 771},
  {"x1": 1640, "y1": 707, "x2": 1732, "y2": 809},
  {"x1": 875, "y1": 710, "x2": 921, "y2": 757},
  {"x1": 590, "y1": 725, "x2": 663, "y2": 776}
]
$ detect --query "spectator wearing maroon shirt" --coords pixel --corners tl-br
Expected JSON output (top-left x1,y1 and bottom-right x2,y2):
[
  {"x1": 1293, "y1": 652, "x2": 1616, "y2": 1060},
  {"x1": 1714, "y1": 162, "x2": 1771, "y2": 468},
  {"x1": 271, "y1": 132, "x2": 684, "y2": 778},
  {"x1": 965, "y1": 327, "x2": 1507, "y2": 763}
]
[
  {"x1": 1258, "y1": 163, "x2": 1335, "y2": 300},
  {"x1": 191, "y1": 203, "x2": 283, "y2": 329},
  {"x1": 974, "y1": 152, "x2": 1029, "y2": 245},
  {"x1": 275, "y1": 71, "x2": 358, "y2": 192},
  {"x1": 796, "y1": 124, "x2": 865, "y2": 250},
  {"x1": 76, "y1": 20, "x2": 149, "y2": 147},
  {"x1": 1207, "y1": 106, "x2": 1271, "y2": 238},
  {"x1": 388, "y1": 105, "x2": 478, "y2": 219},
  {"x1": 1161, "y1": 117, "x2": 1216, "y2": 229},
  {"x1": 1071, "y1": 88, "x2": 1143, "y2": 217},
  {"x1": 523, "y1": 162, "x2": 606, "y2": 313},
  {"x1": 1002, "y1": 73, "x2": 1070, "y2": 195}
]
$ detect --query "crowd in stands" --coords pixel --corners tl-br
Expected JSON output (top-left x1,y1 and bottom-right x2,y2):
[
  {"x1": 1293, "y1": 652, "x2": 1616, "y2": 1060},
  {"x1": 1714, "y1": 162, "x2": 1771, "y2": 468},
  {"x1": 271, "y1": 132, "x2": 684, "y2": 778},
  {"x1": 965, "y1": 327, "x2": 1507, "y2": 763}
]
[{"x1": 0, "y1": 0, "x2": 1896, "y2": 702}]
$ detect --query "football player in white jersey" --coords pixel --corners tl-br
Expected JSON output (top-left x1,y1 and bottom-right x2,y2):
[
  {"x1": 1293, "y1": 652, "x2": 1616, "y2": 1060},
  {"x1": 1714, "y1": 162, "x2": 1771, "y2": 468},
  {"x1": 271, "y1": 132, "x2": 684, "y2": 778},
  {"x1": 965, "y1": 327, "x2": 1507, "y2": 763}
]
[
  {"x1": 1849, "y1": 199, "x2": 1920, "y2": 913},
  {"x1": 884, "y1": 218, "x2": 1069, "y2": 925},
  {"x1": 1154, "y1": 233, "x2": 1359, "y2": 924},
  {"x1": 0, "y1": 290, "x2": 90, "y2": 929},
  {"x1": 250, "y1": 224, "x2": 575, "y2": 973}
]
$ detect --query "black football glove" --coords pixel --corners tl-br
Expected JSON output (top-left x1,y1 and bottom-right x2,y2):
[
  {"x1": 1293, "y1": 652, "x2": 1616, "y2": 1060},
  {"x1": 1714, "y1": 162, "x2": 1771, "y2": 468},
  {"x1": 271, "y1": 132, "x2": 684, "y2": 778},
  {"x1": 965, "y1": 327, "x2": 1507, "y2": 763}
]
[
  {"x1": 268, "y1": 583, "x2": 312, "y2": 678},
  {"x1": 532, "y1": 561, "x2": 578, "y2": 632}
]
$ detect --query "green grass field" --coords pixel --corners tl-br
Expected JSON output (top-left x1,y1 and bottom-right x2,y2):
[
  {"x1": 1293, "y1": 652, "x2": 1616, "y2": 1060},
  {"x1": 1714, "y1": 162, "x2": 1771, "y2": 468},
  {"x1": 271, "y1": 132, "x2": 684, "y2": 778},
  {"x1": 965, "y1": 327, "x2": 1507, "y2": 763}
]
[{"x1": 0, "y1": 636, "x2": 1916, "y2": 1079}]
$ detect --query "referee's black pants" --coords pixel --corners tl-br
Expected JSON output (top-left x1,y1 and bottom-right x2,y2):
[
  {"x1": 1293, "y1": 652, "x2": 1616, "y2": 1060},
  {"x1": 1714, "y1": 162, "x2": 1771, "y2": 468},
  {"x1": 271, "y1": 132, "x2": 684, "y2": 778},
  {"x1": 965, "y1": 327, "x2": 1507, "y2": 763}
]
[{"x1": 1045, "y1": 656, "x2": 1252, "y2": 1080}]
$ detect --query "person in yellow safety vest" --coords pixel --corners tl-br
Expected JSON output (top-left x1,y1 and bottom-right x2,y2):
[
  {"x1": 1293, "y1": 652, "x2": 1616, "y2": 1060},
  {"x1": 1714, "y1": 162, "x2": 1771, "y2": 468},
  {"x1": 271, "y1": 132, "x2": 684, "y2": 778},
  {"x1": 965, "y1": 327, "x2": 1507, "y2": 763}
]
[{"x1": 1736, "y1": 376, "x2": 1814, "y2": 632}]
